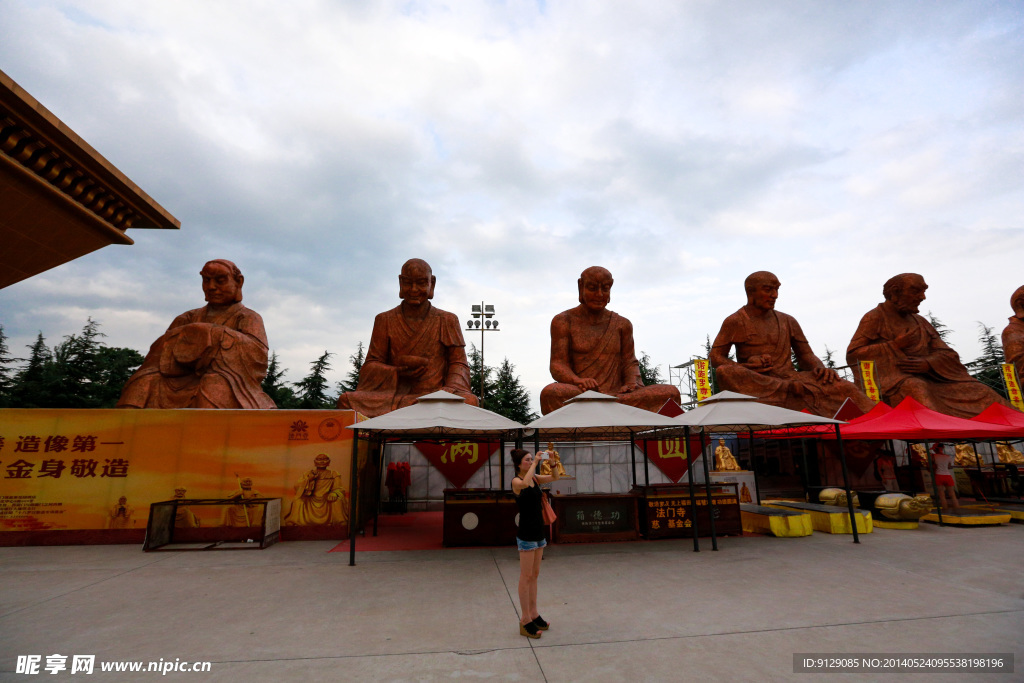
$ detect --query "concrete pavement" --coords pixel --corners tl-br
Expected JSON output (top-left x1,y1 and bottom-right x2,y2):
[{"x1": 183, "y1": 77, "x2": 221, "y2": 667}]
[{"x1": 1, "y1": 523, "x2": 1022, "y2": 682}]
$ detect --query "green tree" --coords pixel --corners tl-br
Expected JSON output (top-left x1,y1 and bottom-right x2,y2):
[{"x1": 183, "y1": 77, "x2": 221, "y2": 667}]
[
  {"x1": 10, "y1": 332, "x2": 59, "y2": 408},
  {"x1": 967, "y1": 322, "x2": 1008, "y2": 398},
  {"x1": 638, "y1": 351, "x2": 663, "y2": 385},
  {"x1": 263, "y1": 352, "x2": 298, "y2": 408},
  {"x1": 488, "y1": 358, "x2": 538, "y2": 423},
  {"x1": 293, "y1": 351, "x2": 335, "y2": 409},
  {"x1": 93, "y1": 346, "x2": 145, "y2": 407},
  {"x1": 926, "y1": 311, "x2": 953, "y2": 345},
  {"x1": 338, "y1": 341, "x2": 365, "y2": 394},
  {"x1": 467, "y1": 344, "x2": 495, "y2": 407},
  {"x1": 0, "y1": 325, "x2": 16, "y2": 407},
  {"x1": 820, "y1": 345, "x2": 838, "y2": 369},
  {"x1": 51, "y1": 317, "x2": 107, "y2": 407}
]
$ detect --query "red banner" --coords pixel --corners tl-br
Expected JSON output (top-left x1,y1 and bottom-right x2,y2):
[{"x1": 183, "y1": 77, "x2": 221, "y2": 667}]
[
  {"x1": 639, "y1": 437, "x2": 703, "y2": 483},
  {"x1": 414, "y1": 441, "x2": 499, "y2": 488}
]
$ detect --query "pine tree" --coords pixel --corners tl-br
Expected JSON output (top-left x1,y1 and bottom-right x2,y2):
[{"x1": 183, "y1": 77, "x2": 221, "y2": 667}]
[
  {"x1": 11, "y1": 332, "x2": 59, "y2": 408},
  {"x1": 93, "y1": 346, "x2": 145, "y2": 407},
  {"x1": 926, "y1": 311, "x2": 954, "y2": 345},
  {"x1": 52, "y1": 317, "x2": 106, "y2": 407},
  {"x1": 293, "y1": 351, "x2": 335, "y2": 409},
  {"x1": 0, "y1": 325, "x2": 16, "y2": 407},
  {"x1": 263, "y1": 352, "x2": 298, "y2": 408},
  {"x1": 488, "y1": 358, "x2": 538, "y2": 423},
  {"x1": 638, "y1": 351, "x2": 663, "y2": 385},
  {"x1": 820, "y1": 345, "x2": 838, "y2": 369},
  {"x1": 967, "y1": 322, "x2": 1008, "y2": 398},
  {"x1": 338, "y1": 341, "x2": 365, "y2": 394},
  {"x1": 467, "y1": 344, "x2": 495, "y2": 407}
]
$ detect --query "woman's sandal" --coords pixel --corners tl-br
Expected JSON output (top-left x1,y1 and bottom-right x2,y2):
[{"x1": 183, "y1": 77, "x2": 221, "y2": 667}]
[
  {"x1": 532, "y1": 616, "x2": 549, "y2": 631},
  {"x1": 519, "y1": 622, "x2": 542, "y2": 639}
]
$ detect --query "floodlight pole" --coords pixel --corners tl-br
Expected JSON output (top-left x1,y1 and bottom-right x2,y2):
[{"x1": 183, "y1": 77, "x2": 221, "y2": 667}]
[{"x1": 466, "y1": 302, "x2": 499, "y2": 409}]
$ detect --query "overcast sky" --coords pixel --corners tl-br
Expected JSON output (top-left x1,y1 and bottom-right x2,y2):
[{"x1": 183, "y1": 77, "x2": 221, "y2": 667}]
[{"x1": 1, "y1": 1, "x2": 1022, "y2": 411}]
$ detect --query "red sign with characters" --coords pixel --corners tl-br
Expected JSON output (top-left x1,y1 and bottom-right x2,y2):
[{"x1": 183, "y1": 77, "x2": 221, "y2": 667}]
[
  {"x1": 414, "y1": 441, "x2": 500, "y2": 488},
  {"x1": 639, "y1": 437, "x2": 703, "y2": 483}
]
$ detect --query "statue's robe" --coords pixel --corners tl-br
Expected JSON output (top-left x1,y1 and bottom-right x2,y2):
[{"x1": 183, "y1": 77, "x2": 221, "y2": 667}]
[
  {"x1": 337, "y1": 303, "x2": 476, "y2": 417},
  {"x1": 284, "y1": 468, "x2": 347, "y2": 526},
  {"x1": 1002, "y1": 315, "x2": 1024, "y2": 386},
  {"x1": 107, "y1": 504, "x2": 134, "y2": 529},
  {"x1": 117, "y1": 303, "x2": 276, "y2": 409},
  {"x1": 540, "y1": 309, "x2": 680, "y2": 414},
  {"x1": 174, "y1": 504, "x2": 201, "y2": 528},
  {"x1": 222, "y1": 489, "x2": 263, "y2": 527},
  {"x1": 714, "y1": 444, "x2": 741, "y2": 471},
  {"x1": 713, "y1": 308, "x2": 873, "y2": 417},
  {"x1": 847, "y1": 303, "x2": 1010, "y2": 418}
]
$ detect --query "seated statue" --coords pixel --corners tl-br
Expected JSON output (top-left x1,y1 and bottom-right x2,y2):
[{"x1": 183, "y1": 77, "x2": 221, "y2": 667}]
[
  {"x1": 1002, "y1": 285, "x2": 1024, "y2": 386},
  {"x1": 954, "y1": 443, "x2": 983, "y2": 468},
  {"x1": 222, "y1": 477, "x2": 263, "y2": 527},
  {"x1": 710, "y1": 271, "x2": 874, "y2": 417},
  {"x1": 173, "y1": 487, "x2": 200, "y2": 528},
  {"x1": 284, "y1": 454, "x2": 348, "y2": 526},
  {"x1": 996, "y1": 442, "x2": 1024, "y2": 465},
  {"x1": 540, "y1": 266, "x2": 680, "y2": 414},
  {"x1": 117, "y1": 259, "x2": 276, "y2": 409},
  {"x1": 337, "y1": 259, "x2": 477, "y2": 416},
  {"x1": 847, "y1": 273, "x2": 1011, "y2": 418},
  {"x1": 714, "y1": 439, "x2": 742, "y2": 472}
]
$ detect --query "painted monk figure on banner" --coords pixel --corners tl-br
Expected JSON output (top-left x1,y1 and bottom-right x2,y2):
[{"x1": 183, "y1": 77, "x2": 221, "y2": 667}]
[
  {"x1": 1001, "y1": 285, "x2": 1024, "y2": 387},
  {"x1": 117, "y1": 259, "x2": 276, "y2": 409},
  {"x1": 284, "y1": 454, "x2": 348, "y2": 526},
  {"x1": 540, "y1": 266, "x2": 680, "y2": 414},
  {"x1": 222, "y1": 477, "x2": 263, "y2": 527},
  {"x1": 847, "y1": 273, "x2": 1011, "y2": 418},
  {"x1": 710, "y1": 271, "x2": 874, "y2": 417},
  {"x1": 337, "y1": 259, "x2": 477, "y2": 417}
]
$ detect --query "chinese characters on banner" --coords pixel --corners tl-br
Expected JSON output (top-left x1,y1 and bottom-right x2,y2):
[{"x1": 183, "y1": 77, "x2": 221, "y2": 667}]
[
  {"x1": 0, "y1": 409, "x2": 367, "y2": 537},
  {"x1": 638, "y1": 436, "x2": 703, "y2": 483},
  {"x1": 1000, "y1": 364, "x2": 1024, "y2": 411},
  {"x1": 694, "y1": 359, "x2": 712, "y2": 402},
  {"x1": 414, "y1": 441, "x2": 499, "y2": 488},
  {"x1": 643, "y1": 486, "x2": 742, "y2": 539},
  {"x1": 859, "y1": 360, "x2": 880, "y2": 402}
]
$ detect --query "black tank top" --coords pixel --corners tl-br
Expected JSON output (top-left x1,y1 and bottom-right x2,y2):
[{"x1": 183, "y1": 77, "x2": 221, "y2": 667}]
[{"x1": 514, "y1": 480, "x2": 545, "y2": 542}]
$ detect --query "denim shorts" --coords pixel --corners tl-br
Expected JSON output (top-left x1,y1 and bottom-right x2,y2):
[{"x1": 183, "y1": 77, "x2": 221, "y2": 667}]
[{"x1": 516, "y1": 537, "x2": 547, "y2": 552}]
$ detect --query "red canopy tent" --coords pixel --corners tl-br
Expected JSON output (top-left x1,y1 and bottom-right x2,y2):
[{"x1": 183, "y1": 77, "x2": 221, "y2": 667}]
[
  {"x1": 969, "y1": 402, "x2": 1024, "y2": 432},
  {"x1": 818, "y1": 397, "x2": 1021, "y2": 441}
]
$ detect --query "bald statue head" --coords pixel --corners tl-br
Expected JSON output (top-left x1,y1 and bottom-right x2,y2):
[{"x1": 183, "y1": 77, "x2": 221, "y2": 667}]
[
  {"x1": 1011, "y1": 285, "x2": 1024, "y2": 317},
  {"x1": 399, "y1": 258, "x2": 436, "y2": 306},
  {"x1": 201, "y1": 259, "x2": 244, "y2": 305},
  {"x1": 578, "y1": 266, "x2": 614, "y2": 312},
  {"x1": 883, "y1": 273, "x2": 928, "y2": 314},
  {"x1": 744, "y1": 271, "x2": 780, "y2": 312}
]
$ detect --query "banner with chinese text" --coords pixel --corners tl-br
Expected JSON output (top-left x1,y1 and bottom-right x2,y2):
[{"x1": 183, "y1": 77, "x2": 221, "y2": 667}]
[
  {"x1": 414, "y1": 441, "x2": 499, "y2": 488},
  {"x1": 1001, "y1": 364, "x2": 1024, "y2": 411},
  {"x1": 638, "y1": 436, "x2": 704, "y2": 483},
  {"x1": 694, "y1": 359, "x2": 712, "y2": 402},
  {"x1": 0, "y1": 409, "x2": 367, "y2": 539},
  {"x1": 859, "y1": 360, "x2": 880, "y2": 402}
]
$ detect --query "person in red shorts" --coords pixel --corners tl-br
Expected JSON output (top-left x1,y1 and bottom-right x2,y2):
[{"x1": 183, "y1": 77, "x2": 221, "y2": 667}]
[{"x1": 931, "y1": 442, "x2": 961, "y2": 514}]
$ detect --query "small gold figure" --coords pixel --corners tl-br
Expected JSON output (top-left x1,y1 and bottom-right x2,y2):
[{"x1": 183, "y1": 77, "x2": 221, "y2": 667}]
[
  {"x1": 714, "y1": 439, "x2": 742, "y2": 472},
  {"x1": 911, "y1": 443, "x2": 929, "y2": 467},
  {"x1": 538, "y1": 442, "x2": 570, "y2": 478},
  {"x1": 954, "y1": 443, "x2": 983, "y2": 468},
  {"x1": 996, "y1": 441, "x2": 1024, "y2": 465}
]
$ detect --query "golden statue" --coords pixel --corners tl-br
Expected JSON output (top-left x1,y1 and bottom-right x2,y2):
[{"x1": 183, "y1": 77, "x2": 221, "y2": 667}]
[
  {"x1": 954, "y1": 443, "x2": 983, "y2": 468},
  {"x1": 714, "y1": 439, "x2": 742, "y2": 472},
  {"x1": 996, "y1": 441, "x2": 1024, "y2": 465},
  {"x1": 873, "y1": 492, "x2": 931, "y2": 521},
  {"x1": 911, "y1": 443, "x2": 929, "y2": 467},
  {"x1": 819, "y1": 488, "x2": 860, "y2": 508},
  {"x1": 537, "y1": 443, "x2": 569, "y2": 478}
]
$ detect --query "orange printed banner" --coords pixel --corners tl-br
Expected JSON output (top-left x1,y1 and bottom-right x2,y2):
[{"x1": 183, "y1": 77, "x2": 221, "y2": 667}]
[
  {"x1": 859, "y1": 360, "x2": 880, "y2": 402},
  {"x1": 694, "y1": 359, "x2": 712, "y2": 402},
  {"x1": 1001, "y1": 364, "x2": 1024, "y2": 411},
  {"x1": 0, "y1": 409, "x2": 367, "y2": 537},
  {"x1": 414, "y1": 441, "x2": 499, "y2": 488}
]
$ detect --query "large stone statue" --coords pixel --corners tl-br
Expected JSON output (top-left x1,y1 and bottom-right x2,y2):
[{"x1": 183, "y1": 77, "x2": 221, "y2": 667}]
[
  {"x1": 710, "y1": 271, "x2": 874, "y2": 417},
  {"x1": 847, "y1": 273, "x2": 1011, "y2": 418},
  {"x1": 1001, "y1": 285, "x2": 1024, "y2": 385},
  {"x1": 337, "y1": 259, "x2": 477, "y2": 416},
  {"x1": 540, "y1": 266, "x2": 680, "y2": 414},
  {"x1": 117, "y1": 259, "x2": 276, "y2": 409}
]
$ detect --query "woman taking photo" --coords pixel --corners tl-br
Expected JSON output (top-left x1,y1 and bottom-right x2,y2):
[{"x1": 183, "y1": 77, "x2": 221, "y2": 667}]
[{"x1": 510, "y1": 448, "x2": 560, "y2": 638}]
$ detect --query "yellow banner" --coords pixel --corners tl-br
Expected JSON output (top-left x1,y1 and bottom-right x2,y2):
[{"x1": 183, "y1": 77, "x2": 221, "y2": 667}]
[
  {"x1": 859, "y1": 360, "x2": 880, "y2": 402},
  {"x1": 0, "y1": 409, "x2": 366, "y2": 534},
  {"x1": 1001, "y1": 364, "x2": 1024, "y2": 411},
  {"x1": 694, "y1": 359, "x2": 712, "y2": 402}
]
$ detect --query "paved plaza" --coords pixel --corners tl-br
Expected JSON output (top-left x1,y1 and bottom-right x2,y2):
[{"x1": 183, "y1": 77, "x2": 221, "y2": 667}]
[{"x1": 1, "y1": 523, "x2": 1022, "y2": 682}]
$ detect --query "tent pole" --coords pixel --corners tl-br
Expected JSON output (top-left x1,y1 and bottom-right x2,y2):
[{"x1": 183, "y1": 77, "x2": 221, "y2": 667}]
[
  {"x1": 927, "y1": 441, "x2": 944, "y2": 527},
  {"x1": 630, "y1": 431, "x2": 637, "y2": 488},
  {"x1": 349, "y1": 428, "x2": 360, "y2": 566},
  {"x1": 685, "y1": 426, "x2": 699, "y2": 552},
  {"x1": 700, "y1": 430, "x2": 718, "y2": 550},
  {"x1": 835, "y1": 424, "x2": 859, "y2": 544},
  {"x1": 799, "y1": 437, "x2": 810, "y2": 502},
  {"x1": 493, "y1": 437, "x2": 500, "y2": 490},
  {"x1": 642, "y1": 438, "x2": 650, "y2": 487},
  {"x1": 748, "y1": 429, "x2": 761, "y2": 505},
  {"x1": 373, "y1": 438, "x2": 384, "y2": 537}
]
